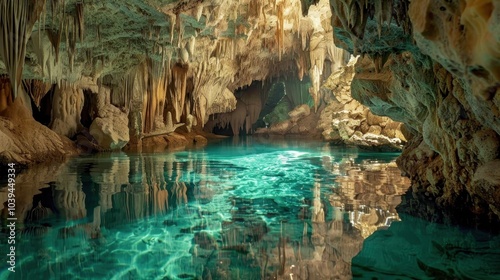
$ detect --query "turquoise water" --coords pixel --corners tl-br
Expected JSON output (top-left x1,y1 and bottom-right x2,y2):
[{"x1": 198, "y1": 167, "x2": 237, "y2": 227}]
[{"x1": 1, "y1": 137, "x2": 499, "y2": 279}]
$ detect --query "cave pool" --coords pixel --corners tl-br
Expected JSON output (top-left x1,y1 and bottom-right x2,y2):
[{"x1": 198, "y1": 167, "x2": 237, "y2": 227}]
[{"x1": 1, "y1": 137, "x2": 500, "y2": 280}]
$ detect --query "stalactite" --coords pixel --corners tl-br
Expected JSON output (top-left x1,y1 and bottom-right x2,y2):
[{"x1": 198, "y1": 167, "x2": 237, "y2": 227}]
[
  {"x1": 176, "y1": 13, "x2": 184, "y2": 48},
  {"x1": 249, "y1": 0, "x2": 262, "y2": 18},
  {"x1": 195, "y1": 5, "x2": 203, "y2": 21},
  {"x1": 328, "y1": 41, "x2": 348, "y2": 71},
  {"x1": 375, "y1": 0, "x2": 383, "y2": 37},
  {"x1": 295, "y1": 49, "x2": 309, "y2": 81},
  {"x1": 231, "y1": 38, "x2": 236, "y2": 60},
  {"x1": 166, "y1": 13, "x2": 174, "y2": 44},
  {"x1": 96, "y1": 24, "x2": 101, "y2": 42},
  {"x1": 276, "y1": 3, "x2": 285, "y2": 61},
  {"x1": 241, "y1": 89, "x2": 263, "y2": 134},
  {"x1": 50, "y1": 0, "x2": 60, "y2": 19},
  {"x1": 307, "y1": 25, "x2": 326, "y2": 112},
  {"x1": 188, "y1": 36, "x2": 196, "y2": 58},
  {"x1": 47, "y1": 26, "x2": 62, "y2": 63},
  {"x1": 66, "y1": 16, "x2": 77, "y2": 72},
  {"x1": 170, "y1": 64, "x2": 188, "y2": 123},
  {"x1": 348, "y1": 1, "x2": 358, "y2": 29},
  {"x1": 85, "y1": 49, "x2": 93, "y2": 69},
  {"x1": 0, "y1": 0, "x2": 31, "y2": 99},
  {"x1": 75, "y1": 2, "x2": 84, "y2": 42},
  {"x1": 37, "y1": 8, "x2": 46, "y2": 74},
  {"x1": 22, "y1": 79, "x2": 52, "y2": 109},
  {"x1": 333, "y1": 0, "x2": 408, "y2": 46},
  {"x1": 154, "y1": 60, "x2": 168, "y2": 129},
  {"x1": 192, "y1": 58, "x2": 237, "y2": 126}
]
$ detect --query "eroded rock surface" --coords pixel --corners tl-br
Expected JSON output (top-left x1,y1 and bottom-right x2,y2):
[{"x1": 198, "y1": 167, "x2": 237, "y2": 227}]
[
  {"x1": 330, "y1": 0, "x2": 500, "y2": 226},
  {"x1": 319, "y1": 59, "x2": 406, "y2": 150},
  {"x1": 89, "y1": 87, "x2": 129, "y2": 150},
  {"x1": 0, "y1": 98, "x2": 77, "y2": 165}
]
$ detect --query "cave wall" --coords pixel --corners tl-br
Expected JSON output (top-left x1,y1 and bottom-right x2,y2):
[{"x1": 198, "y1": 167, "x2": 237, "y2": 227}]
[{"x1": 329, "y1": 0, "x2": 500, "y2": 226}]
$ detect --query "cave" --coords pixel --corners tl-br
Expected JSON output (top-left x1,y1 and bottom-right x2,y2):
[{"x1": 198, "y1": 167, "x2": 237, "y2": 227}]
[
  {"x1": 80, "y1": 89, "x2": 95, "y2": 129},
  {"x1": 0, "y1": 0, "x2": 499, "y2": 279}
]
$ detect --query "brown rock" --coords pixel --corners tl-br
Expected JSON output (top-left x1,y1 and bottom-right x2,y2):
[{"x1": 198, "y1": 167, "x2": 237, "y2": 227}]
[{"x1": 367, "y1": 125, "x2": 382, "y2": 135}]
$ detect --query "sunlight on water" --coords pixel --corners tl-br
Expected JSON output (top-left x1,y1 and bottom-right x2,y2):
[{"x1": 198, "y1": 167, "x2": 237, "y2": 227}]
[{"x1": 1, "y1": 137, "x2": 498, "y2": 279}]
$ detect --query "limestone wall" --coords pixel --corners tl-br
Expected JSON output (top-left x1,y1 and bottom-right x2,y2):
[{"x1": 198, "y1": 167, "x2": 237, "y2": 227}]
[{"x1": 329, "y1": 0, "x2": 500, "y2": 226}]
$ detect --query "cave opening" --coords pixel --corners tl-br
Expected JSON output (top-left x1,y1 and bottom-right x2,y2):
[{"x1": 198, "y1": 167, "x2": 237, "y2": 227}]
[
  {"x1": 208, "y1": 76, "x2": 314, "y2": 137},
  {"x1": 80, "y1": 89, "x2": 95, "y2": 129},
  {"x1": 29, "y1": 84, "x2": 55, "y2": 126}
]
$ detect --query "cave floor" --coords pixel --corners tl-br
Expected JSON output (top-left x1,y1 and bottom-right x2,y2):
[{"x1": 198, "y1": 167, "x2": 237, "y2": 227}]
[{"x1": 1, "y1": 137, "x2": 499, "y2": 279}]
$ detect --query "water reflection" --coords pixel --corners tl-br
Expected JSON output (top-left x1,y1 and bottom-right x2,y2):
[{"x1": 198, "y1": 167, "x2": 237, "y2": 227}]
[
  {"x1": 2, "y1": 139, "x2": 410, "y2": 279},
  {"x1": 352, "y1": 214, "x2": 500, "y2": 279}
]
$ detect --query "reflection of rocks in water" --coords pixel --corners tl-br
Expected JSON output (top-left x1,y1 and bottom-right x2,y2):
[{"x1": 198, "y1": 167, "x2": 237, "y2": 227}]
[
  {"x1": 0, "y1": 161, "x2": 69, "y2": 224},
  {"x1": 187, "y1": 192, "x2": 365, "y2": 280},
  {"x1": 327, "y1": 158, "x2": 411, "y2": 238},
  {"x1": 0, "y1": 143, "x2": 414, "y2": 279},
  {"x1": 352, "y1": 214, "x2": 500, "y2": 279},
  {"x1": 194, "y1": 231, "x2": 217, "y2": 250}
]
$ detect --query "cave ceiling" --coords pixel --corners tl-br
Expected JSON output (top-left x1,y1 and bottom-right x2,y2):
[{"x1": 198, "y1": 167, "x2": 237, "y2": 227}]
[{"x1": 0, "y1": 0, "x2": 340, "y2": 91}]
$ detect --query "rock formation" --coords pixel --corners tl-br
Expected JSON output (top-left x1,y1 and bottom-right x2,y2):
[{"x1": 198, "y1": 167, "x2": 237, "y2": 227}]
[
  {"x1": 329, "y1": 0, "x2": 500, "y2": 227},
  {"x1": 0, "y1": 97, "x2": 77, "y2": 164},
  {"x1": 50, "y1": 84, "x2": 84, "y2": 138},
  {"x1": 318, "y1": 57, "x2": 406, "y2": 150}
]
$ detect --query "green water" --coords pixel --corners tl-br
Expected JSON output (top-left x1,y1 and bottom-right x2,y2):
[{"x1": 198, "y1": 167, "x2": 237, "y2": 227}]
[{"x1": 1, "y1": 137, "x2": 499, "y2": 279}]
